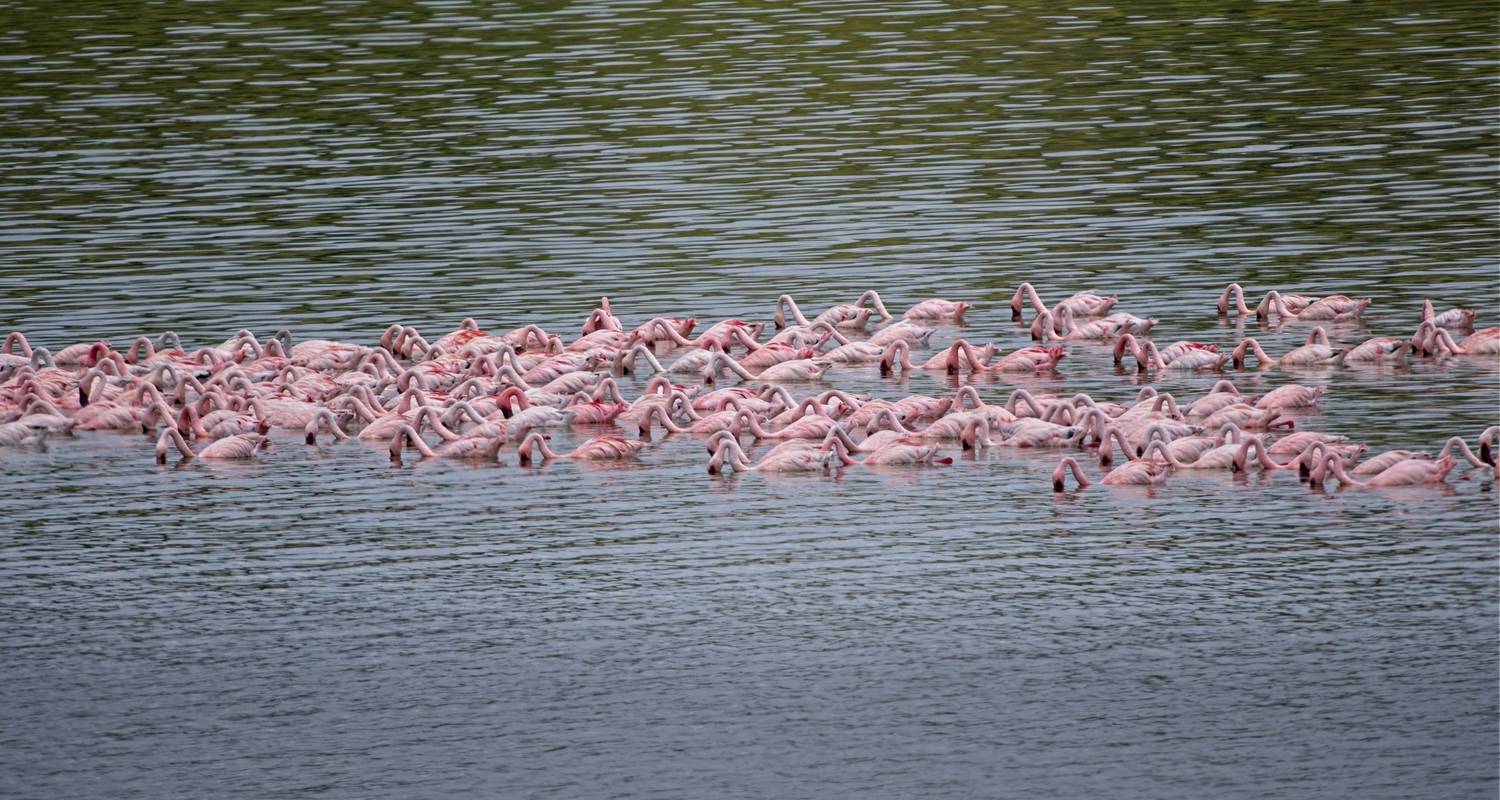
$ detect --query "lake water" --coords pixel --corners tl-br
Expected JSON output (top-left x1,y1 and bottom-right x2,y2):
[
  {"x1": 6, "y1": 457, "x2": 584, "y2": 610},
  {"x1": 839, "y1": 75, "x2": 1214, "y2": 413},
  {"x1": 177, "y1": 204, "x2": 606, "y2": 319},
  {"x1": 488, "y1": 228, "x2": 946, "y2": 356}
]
[{"x1": 0, "y1": 1, "x2": 1496, "y2": 798}]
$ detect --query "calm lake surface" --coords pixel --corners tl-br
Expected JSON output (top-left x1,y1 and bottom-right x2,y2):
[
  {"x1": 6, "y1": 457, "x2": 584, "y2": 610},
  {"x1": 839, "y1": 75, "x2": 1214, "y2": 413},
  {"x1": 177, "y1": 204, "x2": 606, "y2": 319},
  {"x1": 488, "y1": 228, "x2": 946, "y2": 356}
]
[{"x1": 0, "y1": 0, "x2": 1496, "y2": 798}]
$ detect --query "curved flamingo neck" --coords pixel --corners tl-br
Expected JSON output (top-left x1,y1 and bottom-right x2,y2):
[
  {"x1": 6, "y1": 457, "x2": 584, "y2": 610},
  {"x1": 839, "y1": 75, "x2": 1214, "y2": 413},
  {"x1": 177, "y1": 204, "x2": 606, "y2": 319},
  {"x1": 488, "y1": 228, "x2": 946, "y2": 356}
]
[
  {"x1": 1011, "y1": 282, "x2": 1047, "y2": 317},
  {"x1": 1323, "y1": 454, "x2": 1363, "y2": 486},
  {"x1": 2, "y1": 331, "x2": 31, "y2": 357},
  {"x1": 856, "y1": 291, "x2": 888, "y2": 320},
  {"x1": 1143, "y1": 440, "x2": 1180, "y2": 468},
  {"x1": 1005, "y1": 388, "x2": 1045, "y2": 418},
  {"x1": 775, "y1": 295, "x2": 810, "y2": 328},
  {"x1": 870, "y1": 408, "x2": 911, "y2": 434},
  {"x1": 880, "y1": 340, "x2": 913, "y2": 374},
  {"x1": 1104, "y1": 427, "x2": 1134, "y2": 464},
  {"x1": 1053, "y1": 457, "x2": 1090, "y2": 490},
  {"x1": 1438, "y1": 437, "x2": 1487, "y2": 469}
]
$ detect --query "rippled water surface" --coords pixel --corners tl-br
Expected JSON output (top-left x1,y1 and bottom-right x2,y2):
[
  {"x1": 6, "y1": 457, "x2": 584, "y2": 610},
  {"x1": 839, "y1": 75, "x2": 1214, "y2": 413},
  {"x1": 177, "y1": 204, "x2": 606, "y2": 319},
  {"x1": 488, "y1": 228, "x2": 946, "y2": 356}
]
[{"x1": 1, "y1": 1, "x2": 1497, "y2": 798}]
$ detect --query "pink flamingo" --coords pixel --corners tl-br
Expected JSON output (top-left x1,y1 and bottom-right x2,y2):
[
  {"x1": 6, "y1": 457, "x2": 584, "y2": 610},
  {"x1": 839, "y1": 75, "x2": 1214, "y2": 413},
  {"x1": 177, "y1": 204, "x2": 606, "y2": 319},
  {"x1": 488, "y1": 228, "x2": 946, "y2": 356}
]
[
  {"x1": 817, "y1": 425, "x2": 896, "y2": 454},
  {"x1": 640, "y1": 403, "x2": 741, "y2": 436},
  {"x1": 1218, "y1": 283, "x2": 1315, "y2": 316},
  {"x1": 583, "y1": 298, "x2": 624, "y2": 333},
  {"x1": 1148, "y1": 436, "x2": 1283, "y2": 472},
  {"x1": 1231, "y1": 328, "x2": 1339, "y2": 368},
  {"x1": 388, "y1": 423, "x2": 504, "y2": 463},
  {"x1": 1132, "y1": 339, "x2": 1230, "y2": 372},
  {"x1": 1432, "y1": 326, "x2": 1500, "y2": 356},
  {"x1": 1198, "y1": 403, "x2": 1290, "y2": 432},
  {"x1": 1435, "y1": 436, "x2": 1494, "y2": 475},
  {"x1": 816, "y1": 326, "x2": 887, "y2": 364},
  {"x1": 1032, "y1": 308, "x2": 1125, "y2": 342},
  {"x1": 1183, "y1": 381, "x2": 1247, "y2": 418},
  {"x1": 866, "y1": 320, "x2": 937, "y2": 348},
  {"x1": 1349, "y1": 448, "x2": 1429, "y2": 477},
  {"x1": 179, "y1": 404, "x2": 272, "y2": 440},
  {"x1": 737, "y1": 342, "x2": 818, "y2": 372},
  {"x1": 773, "y1": 291, "x2": 893, "y2": 329},
  {"x1": 0, "y1": 421, "x2": 51, "y2": 448},
  {"x1": 901, "y1": 298, "x2": 971, "y2": 323},
  {"x1": 1265, "y1": 430, "x2": 1348, "y2": 454},
  {"x1": 565, "y1": 392, "x2": 626, "y2": 425},
  {"x1": 949, "y1": 385, "x2": 1017, "y2": 426},
  {"x1": 1052, "y1": 455, "x2": 1166, "y2": 490},
  {"x1": 823, "y1": 435, "x2": 952, "y2": 466},
  {"x1": 156, "y1": 429, "x2": 268, "y2": 463},
  {"x1": 1421, "y1": 299, "x2": 1476, "y2": 330},
  {"x1": 1254, "y1": 384, "x2": 1322, "y2": 409},
  {"x1": 1339, "y1": 336, "x2": 1410, "y2": 363},
  {"x1": 732, "y1": 408, "x2": 840, "y2": 441},
  {"x1": 1310, "y1": 453, "x2": 1454, "y2": 488},
  {"x1": 864, "y1": 407, "x2": 980, "y2": 443},
  {"x1": 517, "y1": 431, "x2": 646, "y2": 465},
  {"x1": 0, "y1": 331, "x2": 33, "y2": 369},
  {"x1": 1135, "y1": 422, "x2": 1242, "y2": 464},
  {"x1": 878, "y1": 340, "x2": 994, "y2": 376},
  {"x1": 303, "y1": 409, "x2": 349, "y2": 444},
  {"x1": 955, "y1": 341, "x2": 1066, "y2": 373},
  {"x1": 708, "y1": 437, "x2": 837, "y2": 474},
  {"x1": 1480, "y1": 427, "x2": 1499, "y2": 466},
  {"x1": 1255, "y1": 290, "x2": 1369, "y2": 322},
  {"x1": 702, "y1": 352, "x2": 830, "y2": 384},
  {"x1": 1011, "y1": 283, "x2": 1117, "y2": 319}
]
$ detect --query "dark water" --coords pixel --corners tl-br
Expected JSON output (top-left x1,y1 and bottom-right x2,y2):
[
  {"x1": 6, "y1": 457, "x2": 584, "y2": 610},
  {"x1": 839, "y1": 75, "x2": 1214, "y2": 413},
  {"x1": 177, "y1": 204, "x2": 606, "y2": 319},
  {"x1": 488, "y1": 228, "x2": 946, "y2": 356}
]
[{"x1": 0, "y1": 1, "x2": 1497, "y2": 798}]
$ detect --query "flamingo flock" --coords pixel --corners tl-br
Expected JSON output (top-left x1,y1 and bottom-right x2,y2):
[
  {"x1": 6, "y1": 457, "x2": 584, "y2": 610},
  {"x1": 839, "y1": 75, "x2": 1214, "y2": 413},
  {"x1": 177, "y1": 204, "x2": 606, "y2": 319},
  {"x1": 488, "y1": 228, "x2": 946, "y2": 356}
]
[{"x1": 0, "y1": 284, "x2": 1494, "y2": 494}]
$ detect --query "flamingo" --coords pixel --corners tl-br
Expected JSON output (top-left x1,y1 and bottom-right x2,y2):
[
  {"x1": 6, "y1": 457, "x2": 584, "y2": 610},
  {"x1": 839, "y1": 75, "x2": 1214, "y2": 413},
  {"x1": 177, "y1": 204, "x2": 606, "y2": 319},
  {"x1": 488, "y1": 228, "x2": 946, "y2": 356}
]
[
  {"x1": 387, "y1": 423, "x2": 504, "y2": 463},
  {"x1": 1218, "y1": 283, "x2": 1316, "y2": 316},
  {"x1": 1144, "y1": 436, "x2": 1283, "y2": 472},
  {"x1": 823, "y1": 436, "x2": 952, "y2": 467},
  {"x1": 773, "y1": 291, "x2": 892, "y2": 329},
  {"x1": 1310, "y1": 453, "x2": 1455, "y2": 488},
  {"x1": 1231, "y1": 328, "x2": 1339, "y2": 368},
  {"x1": 1340, "y1": 336, "x2": 1410, "y2": 363},
  {"x1": 878, "y1": 340, "x2": 994, "y2": 376},
  {"x1": 732, "y1": 408, "x2": 840, "y2": 441},
  {"x1": 1435, "y1": 436, "x2": 1494, "y2": 476},
  {"x1": 708, "y1": 437, "x2": 837, "y2": 474},
  {"x1": 901, "y1": 298, "x2": 971, "y2": 323},
  {"x1": 517, "y1": 431, "x2": 646, "y2": 465},
  {"x1": 156, "y1": 429, "x2": 268, "y2": 463},
  {"x1": 1135, "y1": 422, "x2": 1242, "y2": 465},
  {"x1": 864, "y1": 407, "x2": 981, "y2": 443},
  {"x1": 1349, "y1": 448, "x2": 1429, "y2": 477},
  {"x1": 303, "y1": 409, "x2": 349, "y2": 444},
  {"x1": 0, "y1": 421, "x2": 49, "y2": 448},
  {"x1": 1183, "y1": 380, "x2": 1248, "y2": 418},
  {"x1": 581, "y1": 297, "x2": 623, "y2": 334},
  {"x1": 1432, "y1": 326, "x2": 1500, "y2": 356},
  {"x1": 1480, "y1": 427, "x2": 1499, "y2": 467},
  {"x1": 955, "y1": 341, "x2": 1066, "y2": 373},
  {"x1": 1052, "y1": 456, "x2": 1166, "y2": 490},
  {"x1": 1033, "y1": 308, "x2": 1125, "y2": 342},
  {"x1": 1132, "y1": 339, "x2": 1230, "y2": 372},
  {"x1": 702, "y1": 352, "x2": 830, "y2": 384},
  {"x1": 866, "y1": 320, "x2": 937, "y2": 348},
  {"x1": 1255, "y1": 384, "x2": 1323, "y2": 410},
  {"x1": 1421, "y1": 299, "x2": 1476, "y2": 330},
  {"x1": 1256, "y1": 290, "x2": 1369, "y2": 322},
  {"x1": 1011, "y1": 283, "x2": 1117, "y2": 319}
]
